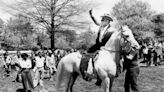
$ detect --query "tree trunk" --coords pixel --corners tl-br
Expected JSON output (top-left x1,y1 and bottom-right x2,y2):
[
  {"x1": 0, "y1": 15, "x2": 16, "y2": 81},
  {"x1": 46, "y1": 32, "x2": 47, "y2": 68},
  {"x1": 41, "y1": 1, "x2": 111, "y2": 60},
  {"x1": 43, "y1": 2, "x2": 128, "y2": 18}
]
[
  {"x1": 50, "y1": 29, "x2": 55, "y2": 50},
  {"x1": 50, "y1": 0, "x2": 55, "y2": 50}
]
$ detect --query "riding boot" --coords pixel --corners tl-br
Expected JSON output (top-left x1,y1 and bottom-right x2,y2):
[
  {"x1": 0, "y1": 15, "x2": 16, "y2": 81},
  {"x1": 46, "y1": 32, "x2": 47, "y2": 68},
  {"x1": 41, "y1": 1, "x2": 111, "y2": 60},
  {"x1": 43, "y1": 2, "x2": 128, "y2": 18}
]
[
  {"x1": 95, "y1": 77, "x2": 102, "y2": 86},
  {"x1": 79, "y1": 52, "x2": 90, "y2": 81}
]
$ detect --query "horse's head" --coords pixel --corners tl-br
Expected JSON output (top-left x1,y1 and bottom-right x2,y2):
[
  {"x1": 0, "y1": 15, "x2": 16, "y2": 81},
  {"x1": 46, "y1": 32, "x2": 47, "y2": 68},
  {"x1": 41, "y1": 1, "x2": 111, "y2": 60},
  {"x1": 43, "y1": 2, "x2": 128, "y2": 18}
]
[{"x1": 120, "y1": 25, "x2": 140, "y2": 54}]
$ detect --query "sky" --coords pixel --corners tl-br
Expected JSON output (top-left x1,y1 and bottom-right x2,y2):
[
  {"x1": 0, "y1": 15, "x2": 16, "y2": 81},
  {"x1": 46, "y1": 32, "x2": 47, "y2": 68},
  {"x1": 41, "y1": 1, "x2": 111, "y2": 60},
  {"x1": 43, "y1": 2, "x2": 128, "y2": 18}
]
[{"x1": 0, "y1": 0, "x2": 164, "y2": 22}]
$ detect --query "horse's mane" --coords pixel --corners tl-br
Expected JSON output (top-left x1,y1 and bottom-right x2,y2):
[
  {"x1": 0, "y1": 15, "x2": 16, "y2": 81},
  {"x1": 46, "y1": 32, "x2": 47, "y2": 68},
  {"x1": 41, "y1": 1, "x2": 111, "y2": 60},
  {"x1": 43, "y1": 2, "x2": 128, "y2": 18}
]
[
  {"x1": 101, "y1": 26, "x2": 121, "y2": 51},
  {"x1": 110, "y1": 19, "x2": 122, "y2": 31}
]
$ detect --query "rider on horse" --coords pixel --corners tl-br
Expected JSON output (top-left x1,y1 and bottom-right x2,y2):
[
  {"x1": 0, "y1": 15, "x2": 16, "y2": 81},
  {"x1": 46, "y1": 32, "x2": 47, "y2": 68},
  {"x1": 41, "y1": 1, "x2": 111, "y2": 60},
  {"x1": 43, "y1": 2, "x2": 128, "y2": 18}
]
[{"x1": 80, "y1": 9, "x2": 119, "y2": 86}]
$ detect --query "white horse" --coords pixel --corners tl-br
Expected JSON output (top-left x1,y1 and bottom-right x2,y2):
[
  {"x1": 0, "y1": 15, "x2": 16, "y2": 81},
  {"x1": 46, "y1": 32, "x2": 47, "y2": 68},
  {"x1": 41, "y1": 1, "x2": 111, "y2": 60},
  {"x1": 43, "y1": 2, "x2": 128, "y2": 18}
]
[{"x1": 56, "y1": 25, "x2": 140, "y2": 92}]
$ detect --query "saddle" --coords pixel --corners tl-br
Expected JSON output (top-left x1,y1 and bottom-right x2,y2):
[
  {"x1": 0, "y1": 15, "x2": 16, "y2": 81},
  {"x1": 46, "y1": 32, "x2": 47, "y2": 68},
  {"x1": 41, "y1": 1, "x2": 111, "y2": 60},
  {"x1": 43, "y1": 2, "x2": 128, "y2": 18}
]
[{"x1": 79, "y1": 51, "x2": 98, "y2": 81}]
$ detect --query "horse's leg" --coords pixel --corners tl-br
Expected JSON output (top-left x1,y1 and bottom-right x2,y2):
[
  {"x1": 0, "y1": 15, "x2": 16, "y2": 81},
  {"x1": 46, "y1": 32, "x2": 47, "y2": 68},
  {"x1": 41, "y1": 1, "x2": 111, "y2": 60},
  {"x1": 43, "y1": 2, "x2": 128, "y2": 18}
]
[
  {"x1": 65, "y1": 73, "x2": 72, "y2": 92},
  {"x1": 109, "y1": 78, "x2": 114, "y2": 92},
  {"x1": 56, "y1": 59, "x2": 66, "y2": 92},
  {"x1": 69, "y1": 72, "x2": 79, "y2": 92},
  {"x1": 64, "y1": 72, "x2": 78, "y2": 92},
  {"x1": 102, "y1": 77, "x2": 110, "y2": 92},
  {"x1": 58, "y1": 65, "x2": 73, "y2": 92}
]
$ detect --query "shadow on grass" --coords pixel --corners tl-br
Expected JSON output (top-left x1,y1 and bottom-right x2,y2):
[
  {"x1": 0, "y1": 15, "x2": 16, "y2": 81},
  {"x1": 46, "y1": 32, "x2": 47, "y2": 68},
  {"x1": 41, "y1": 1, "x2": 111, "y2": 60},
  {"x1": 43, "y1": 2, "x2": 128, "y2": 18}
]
[{"x1": 16, "y1": 88, "x2": 32, "y2": 92}]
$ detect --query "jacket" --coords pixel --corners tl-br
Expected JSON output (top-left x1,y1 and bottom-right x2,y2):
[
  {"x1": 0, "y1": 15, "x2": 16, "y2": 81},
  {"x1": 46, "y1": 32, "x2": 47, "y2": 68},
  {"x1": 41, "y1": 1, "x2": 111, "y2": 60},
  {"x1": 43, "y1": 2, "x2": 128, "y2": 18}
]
[{"x1": 88, "y1": 27, "x2": 113, "y2": 53}]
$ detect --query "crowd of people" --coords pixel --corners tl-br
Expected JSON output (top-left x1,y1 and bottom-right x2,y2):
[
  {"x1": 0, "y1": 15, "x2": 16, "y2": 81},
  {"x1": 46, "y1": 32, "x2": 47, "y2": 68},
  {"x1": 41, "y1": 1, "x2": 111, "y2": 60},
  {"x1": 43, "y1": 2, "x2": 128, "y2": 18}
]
[
  {"x1": 139, "y1": 40, "x2": 164, "y2": 67},
  {"x1": 1, "y1": 41, "x2": 164, "y2": 92},
  {"x1": 0, "y1": 48, "x2": 76, "y2": 92}
]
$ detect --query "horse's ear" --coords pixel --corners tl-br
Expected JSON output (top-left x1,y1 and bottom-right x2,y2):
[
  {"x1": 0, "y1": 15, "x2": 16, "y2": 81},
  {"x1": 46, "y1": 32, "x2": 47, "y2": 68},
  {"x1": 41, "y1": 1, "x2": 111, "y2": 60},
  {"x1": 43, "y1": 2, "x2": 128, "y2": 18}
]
[{"x1": 120, "y1": 26, "x2": 124, "y2": 32}]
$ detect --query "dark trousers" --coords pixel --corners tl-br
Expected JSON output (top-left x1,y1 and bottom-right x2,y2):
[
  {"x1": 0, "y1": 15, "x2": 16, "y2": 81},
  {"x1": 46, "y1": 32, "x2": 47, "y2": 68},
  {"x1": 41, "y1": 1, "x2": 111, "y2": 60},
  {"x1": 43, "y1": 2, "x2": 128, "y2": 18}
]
[
  {"x1": 124, "y1": 67, "x2": 140, "y2": 92},
  {"x1": 21, "y1": 69, "x2": 34, "y2": 91}
]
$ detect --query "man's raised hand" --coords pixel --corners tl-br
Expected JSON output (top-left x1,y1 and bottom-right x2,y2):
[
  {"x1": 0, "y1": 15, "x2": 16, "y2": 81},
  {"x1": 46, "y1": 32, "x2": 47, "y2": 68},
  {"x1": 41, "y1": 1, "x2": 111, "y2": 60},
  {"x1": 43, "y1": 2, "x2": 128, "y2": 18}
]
[{"x1": 89, "y1": 9, "x2": 93, "y2": 16}]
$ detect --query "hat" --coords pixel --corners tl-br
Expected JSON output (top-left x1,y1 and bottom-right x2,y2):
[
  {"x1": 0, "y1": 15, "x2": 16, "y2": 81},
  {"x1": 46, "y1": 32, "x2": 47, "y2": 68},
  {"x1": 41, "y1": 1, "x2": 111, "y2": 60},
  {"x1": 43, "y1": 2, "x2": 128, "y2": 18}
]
[{"x1": 101, "y1": 14, "x2": 113, "y2": 21}]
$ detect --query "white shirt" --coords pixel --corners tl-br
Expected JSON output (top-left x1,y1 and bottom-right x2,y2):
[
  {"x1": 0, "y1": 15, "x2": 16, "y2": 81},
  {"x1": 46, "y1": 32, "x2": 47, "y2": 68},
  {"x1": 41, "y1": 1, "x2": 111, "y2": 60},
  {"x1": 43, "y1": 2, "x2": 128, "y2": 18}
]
[
  {"x1": 6, "y1": 55, "x2": 11, "y2": 64},
  {"x1": 18, "y1": 58, "x2": 32, "y2": 68},
  {"x1": 158, "y1": 43, "x2": 162, "y2": 48},
  {"x1": 46, "y1": 55, "x2": 55, "y2": 66},
  {"x1": 13, "y1": 55, "x2": 20, "y2": 64},
  {"x1": 35, "y1": 56, "x2": 45, "y2": 67},
  {"x1": 99, "y1": 25, "x2": 109, "y2": 42}
]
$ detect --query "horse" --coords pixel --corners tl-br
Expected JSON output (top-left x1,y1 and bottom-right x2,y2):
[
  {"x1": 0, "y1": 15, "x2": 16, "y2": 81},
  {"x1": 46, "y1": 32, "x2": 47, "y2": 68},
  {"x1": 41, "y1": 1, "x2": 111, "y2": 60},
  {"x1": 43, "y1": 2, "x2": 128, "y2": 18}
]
[{"x1": 56, "y1": 25, "x2": 140, "y2": 92}]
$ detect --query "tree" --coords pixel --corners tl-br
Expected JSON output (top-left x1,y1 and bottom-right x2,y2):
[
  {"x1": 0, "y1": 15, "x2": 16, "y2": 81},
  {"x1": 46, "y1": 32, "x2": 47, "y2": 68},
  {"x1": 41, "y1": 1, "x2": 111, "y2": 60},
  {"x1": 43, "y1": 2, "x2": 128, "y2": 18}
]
[
  {"x1": 5, "y1": 0, "x2": 93, "y2": 49},
  {"x1": 76, "y1": 29, "x2": 96, "y2": 50},
  {"x1": 151, "y1": 14, "x2": 164, "y2": 39},
  {"x1": 112, "y1": 0, "x2": 154, "y2": 37},
  {"x1": 36, "y1": 31, "x2": 50, "y2": 48},
  {"x1": 6, "y1": 15, "x2": 34, "y2": 37},
  {"x1": 0, "y1": 18, "x2": 5, "y2": 44},
  {"x1": 55, "y1": 29, "x2": 77, "y2": 46},
  {"x1": 55, "y1": 36, "x2": 71, "y2": 49},
  {"x1": 0, "y1": 18, "x2": 4, "y2": 28},
  {"x1": 3, "y1": 15, "x2": 37, "y2": 49}
]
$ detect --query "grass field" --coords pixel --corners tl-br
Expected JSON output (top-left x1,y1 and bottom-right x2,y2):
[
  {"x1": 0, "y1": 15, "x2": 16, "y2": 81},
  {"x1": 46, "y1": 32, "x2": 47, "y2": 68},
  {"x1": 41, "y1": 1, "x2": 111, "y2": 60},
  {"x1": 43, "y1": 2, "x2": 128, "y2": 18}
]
[{"x1": 0, "y1": 65, "x2": 164, "y2": 92}]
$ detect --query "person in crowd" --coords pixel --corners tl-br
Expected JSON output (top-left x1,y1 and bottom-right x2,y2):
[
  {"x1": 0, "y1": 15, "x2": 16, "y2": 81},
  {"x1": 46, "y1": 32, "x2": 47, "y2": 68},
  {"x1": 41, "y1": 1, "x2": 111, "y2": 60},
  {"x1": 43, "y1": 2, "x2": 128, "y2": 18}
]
[
  {"x1": 3, "y1": 51, "x2": 11, "y2": 77},
  {"x1": 45, "y1": 52, "x2": 57, "y2": 81},
  {"x1": 18, "y1": 53, "x2": 34, "y2": 92},
  {"x1": 33, "y1": 51, "x2": 45, "y2": 87},
  {"x1": 13, "y1": 50, "x2": 22, "y2": 82},
  {"x1": 30, "y1": 50, "x2": 36, "y2": 69}
]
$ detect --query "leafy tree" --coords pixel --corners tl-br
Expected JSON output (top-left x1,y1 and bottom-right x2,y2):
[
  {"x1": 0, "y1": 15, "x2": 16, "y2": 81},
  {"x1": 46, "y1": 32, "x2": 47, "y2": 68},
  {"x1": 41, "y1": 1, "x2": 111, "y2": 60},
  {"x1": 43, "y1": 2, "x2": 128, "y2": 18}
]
[
  {"x1": 53, "y1": 30, "x2": 76, "y2": 49},
  {"x1": 76, "y1": 29, "x2": 96, "y2": 50},
  {"x1": 55, "y1": 29, "x2": 77, "y2": 47},
  {"x1": 0, "y1": 18, "x2": 5, "y2": 44},
  {"x1": 6, "y1": 33, "x2": 21, "y2": 47},
  {"x1": 0, "y1": 18, "x2": 4, "y2": 28},
  {"x1": 23, "y1": 34, "x2": 38, "y2": 49},
  {"x1": 112, "y1": 0, "x2": 154, "y2": 37},
  {"x1": 3, "y1": 15, "x2": 37, "y2": 50},
  {"x1": 0, "y1": 29, "x2": 21, "y2": 50},
  {"x1": 55, "y1": 35, "x2": 71, "y2": 49},
  {"x1": 6, "y1": 15, "x2": 34, "y2": 37},
  {"x1": 36, "y1": 31, "x2": 50, "y2": 48},
  {"x1": 151, "y1": 14, "x2": 164, "y2": 39}
]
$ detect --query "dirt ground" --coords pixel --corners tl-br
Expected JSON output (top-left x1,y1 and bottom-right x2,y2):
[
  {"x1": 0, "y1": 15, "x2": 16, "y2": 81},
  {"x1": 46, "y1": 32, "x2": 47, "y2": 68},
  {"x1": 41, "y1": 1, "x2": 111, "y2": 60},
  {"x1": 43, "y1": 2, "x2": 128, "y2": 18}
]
[{"x1": 0, "y1": 65, "x2": 164, "y2": 92}]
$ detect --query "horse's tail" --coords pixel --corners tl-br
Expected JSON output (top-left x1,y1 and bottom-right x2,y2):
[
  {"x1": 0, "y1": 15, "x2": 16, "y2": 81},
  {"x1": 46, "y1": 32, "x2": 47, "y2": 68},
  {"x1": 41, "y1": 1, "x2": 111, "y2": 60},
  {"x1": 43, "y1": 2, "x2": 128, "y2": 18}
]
[{"x1": 56, "y1": 59, "x2": 64, "y2": 92}]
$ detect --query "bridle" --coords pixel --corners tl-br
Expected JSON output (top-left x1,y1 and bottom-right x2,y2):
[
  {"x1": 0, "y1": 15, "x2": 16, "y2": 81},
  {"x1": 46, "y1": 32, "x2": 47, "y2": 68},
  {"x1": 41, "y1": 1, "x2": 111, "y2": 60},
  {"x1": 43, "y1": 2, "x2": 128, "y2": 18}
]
[{"x1": 120, "y1": 28, "x2": 137, "y2": 55}]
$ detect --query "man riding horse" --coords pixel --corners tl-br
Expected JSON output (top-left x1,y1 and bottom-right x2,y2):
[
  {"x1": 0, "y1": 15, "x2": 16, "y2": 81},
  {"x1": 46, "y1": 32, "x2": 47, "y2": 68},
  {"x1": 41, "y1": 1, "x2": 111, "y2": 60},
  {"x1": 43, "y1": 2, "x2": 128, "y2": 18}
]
[{"x1": 80, "y1": 9, "x2": 120, "y2": 86}]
